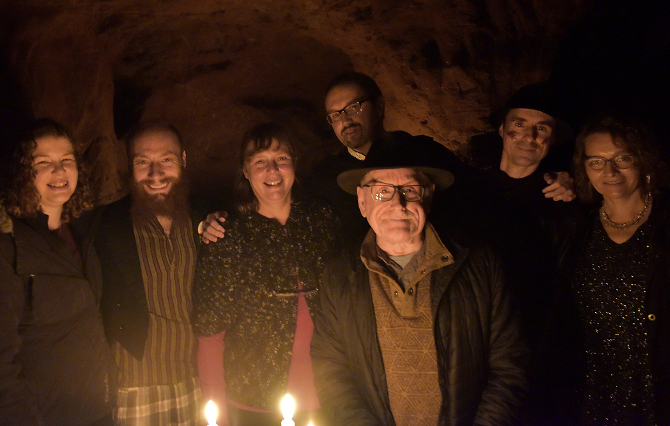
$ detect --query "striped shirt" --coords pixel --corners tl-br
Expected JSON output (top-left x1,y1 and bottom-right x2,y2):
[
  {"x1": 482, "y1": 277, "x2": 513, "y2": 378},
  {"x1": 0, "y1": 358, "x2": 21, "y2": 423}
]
[{"x1": 112, "y1": 216, "x2": 198, "y2": 387}]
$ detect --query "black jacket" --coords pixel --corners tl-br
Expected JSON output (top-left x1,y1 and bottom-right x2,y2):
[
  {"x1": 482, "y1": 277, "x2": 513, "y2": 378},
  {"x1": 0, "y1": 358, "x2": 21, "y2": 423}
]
[
  {"x1": 0, "y1": 212, "x2": 115, "y2": 426},
  {"x1": 311, "y1": 227, "x2": 528, "y2": 426},
  {"x1": 476, "y1": 168, "x2": 582, "y2": 423}
]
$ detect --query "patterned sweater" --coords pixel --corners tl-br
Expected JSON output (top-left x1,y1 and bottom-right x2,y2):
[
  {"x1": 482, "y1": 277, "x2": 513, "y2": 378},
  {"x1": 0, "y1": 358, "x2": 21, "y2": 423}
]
[{"x1": 192, "y1": 199, "x2": 341, "y2": 409}]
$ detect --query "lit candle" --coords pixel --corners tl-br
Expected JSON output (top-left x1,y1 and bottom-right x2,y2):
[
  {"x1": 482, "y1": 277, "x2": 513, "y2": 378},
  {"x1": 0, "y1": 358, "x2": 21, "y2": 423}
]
[
  {"x1": 205, "y1": 400, "x2": 218, "y2": 426},
  {"x1": 280, "y1": 394, "x2": 295, "y2": 426}
]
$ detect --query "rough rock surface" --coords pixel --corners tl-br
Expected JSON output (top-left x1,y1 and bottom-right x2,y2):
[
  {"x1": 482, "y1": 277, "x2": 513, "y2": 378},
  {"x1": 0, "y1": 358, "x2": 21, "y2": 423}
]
[{"x1": 1, "y1": 0, "x2": 667, "y2": 203}]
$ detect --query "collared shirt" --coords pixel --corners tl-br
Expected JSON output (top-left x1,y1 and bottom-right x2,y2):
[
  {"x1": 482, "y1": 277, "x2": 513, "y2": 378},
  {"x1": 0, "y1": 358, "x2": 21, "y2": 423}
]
[
  {"x1": 361, "y1": 223, "x2": 454, "y2": 317},
  {"x1": 112, "y1": 216, "x2": 198, "y2": 387},
  {"x1": 361, "y1": 224, "x2": 454, "y2": 425}
]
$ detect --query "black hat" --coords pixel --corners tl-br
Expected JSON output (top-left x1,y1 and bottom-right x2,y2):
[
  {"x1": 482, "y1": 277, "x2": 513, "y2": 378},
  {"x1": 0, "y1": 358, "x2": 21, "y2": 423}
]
[
  {"x1": 337, "y1": 143, "x2": 454, "y2": 195},
  {"x1": 493, "y1": 82, "x2": 573, "y2": 143}
]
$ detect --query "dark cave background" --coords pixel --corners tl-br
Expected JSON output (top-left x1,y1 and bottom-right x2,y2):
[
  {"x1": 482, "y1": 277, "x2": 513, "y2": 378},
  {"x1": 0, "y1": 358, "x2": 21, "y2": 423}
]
[{"x1": 0, "y1": 0, "x2": 668, "y2": 205}]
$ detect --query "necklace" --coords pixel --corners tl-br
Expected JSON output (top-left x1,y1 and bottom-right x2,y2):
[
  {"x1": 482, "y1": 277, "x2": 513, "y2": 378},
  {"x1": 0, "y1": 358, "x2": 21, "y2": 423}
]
[{"x1": 600, "y1": 192, "x2": 652, "y2": 230}]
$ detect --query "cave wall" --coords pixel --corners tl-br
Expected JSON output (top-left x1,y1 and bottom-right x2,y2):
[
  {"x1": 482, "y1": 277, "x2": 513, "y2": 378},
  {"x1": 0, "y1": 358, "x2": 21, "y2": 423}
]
[{"x1": 3, "y1": 0, "x2": 666, "y2": 204}]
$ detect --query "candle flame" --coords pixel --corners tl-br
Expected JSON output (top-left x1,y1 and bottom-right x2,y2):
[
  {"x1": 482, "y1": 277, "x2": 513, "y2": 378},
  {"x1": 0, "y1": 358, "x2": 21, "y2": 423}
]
[
  {"x1": 205, "y1": 400, "x2": 218, "y2": 425},
  {"x1": 280, "y1": 394, "x2": 295, "y2": 420}
]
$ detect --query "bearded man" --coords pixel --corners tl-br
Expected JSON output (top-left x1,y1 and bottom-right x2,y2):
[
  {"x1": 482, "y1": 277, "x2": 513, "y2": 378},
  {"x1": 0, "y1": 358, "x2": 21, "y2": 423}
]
[{"x1": 94, "y1": 121, "x2": 203, "y2": 425}]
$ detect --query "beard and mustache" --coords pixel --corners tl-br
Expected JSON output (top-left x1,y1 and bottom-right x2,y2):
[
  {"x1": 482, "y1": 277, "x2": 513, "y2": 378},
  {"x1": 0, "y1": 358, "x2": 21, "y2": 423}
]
[{"x1": 130, "y1": 174, "x2": 190, "y2": 228}]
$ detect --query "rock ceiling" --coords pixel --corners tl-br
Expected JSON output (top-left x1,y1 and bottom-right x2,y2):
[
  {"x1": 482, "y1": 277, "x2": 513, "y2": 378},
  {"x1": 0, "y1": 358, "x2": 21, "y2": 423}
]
[{"x1": 1, "y1": 0, "x2": 667, "y2": 203}]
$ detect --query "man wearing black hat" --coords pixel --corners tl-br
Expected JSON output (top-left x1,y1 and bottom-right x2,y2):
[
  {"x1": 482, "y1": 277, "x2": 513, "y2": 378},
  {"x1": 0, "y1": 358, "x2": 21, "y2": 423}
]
[
  {"x1": 496, "y1": 82, "x2": 574, "y2": 179},
  {"x1": 304, "y1": 72, "x2": 574, "y2": 246},
  {"x1": 201, "y1": 73, "x2": 574, "y2": 246},
  {"x1": 478, "y1": 83, "x2": 581, "y2": 424},
  {"x1": 303, "y1": 71, "x2": 472, "y2": 247},
  {"x1": 311, "y1": 152, "x2": 528, "y2": 426}
]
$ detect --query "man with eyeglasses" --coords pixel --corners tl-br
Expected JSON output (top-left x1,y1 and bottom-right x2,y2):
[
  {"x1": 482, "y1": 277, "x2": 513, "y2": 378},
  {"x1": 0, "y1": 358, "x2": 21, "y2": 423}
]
[
  {"x1": 304, "y1": 72, "x2": 473, "y2": 247},
  {"x1": 201, "y1": 72, "x2": 575, "y2": 248},
  {"x1": 311, "y1": 148, "x2": 528, "y2": 425},
  {"x1": 304, "y1": 72, "x2": 574, "y2": 248}
]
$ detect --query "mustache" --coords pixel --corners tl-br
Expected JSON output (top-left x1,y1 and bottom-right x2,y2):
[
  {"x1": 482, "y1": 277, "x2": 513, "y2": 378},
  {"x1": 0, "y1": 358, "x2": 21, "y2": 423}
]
[
  {"x1": 138, "y1": 176, "x2": 179, "y2": 188},
  {"x1": 341, "y1": 123, "x2": 361, "y2": 134}
]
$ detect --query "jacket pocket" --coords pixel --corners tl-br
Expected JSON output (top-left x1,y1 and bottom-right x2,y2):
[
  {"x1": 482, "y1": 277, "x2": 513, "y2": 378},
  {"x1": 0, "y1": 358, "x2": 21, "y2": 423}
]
[{"x1": 28, "y1": 274, "x2": 96, "y2": 325}]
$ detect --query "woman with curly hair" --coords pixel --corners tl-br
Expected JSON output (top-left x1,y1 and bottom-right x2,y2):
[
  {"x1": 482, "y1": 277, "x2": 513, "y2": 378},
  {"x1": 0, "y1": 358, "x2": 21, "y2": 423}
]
[
  {"x1": 0, "y1": 118, "x2": 115, "y2": 425},
  {"x1": 569, "y1": 115, "x2": 670, "y2": 425}
]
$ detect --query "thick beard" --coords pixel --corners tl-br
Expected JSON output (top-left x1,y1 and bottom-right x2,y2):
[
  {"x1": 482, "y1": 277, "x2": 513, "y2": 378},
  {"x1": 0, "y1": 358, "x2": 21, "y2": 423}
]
[{"x1": 130, "y1": 174, "x2": 190, "y2": 228}]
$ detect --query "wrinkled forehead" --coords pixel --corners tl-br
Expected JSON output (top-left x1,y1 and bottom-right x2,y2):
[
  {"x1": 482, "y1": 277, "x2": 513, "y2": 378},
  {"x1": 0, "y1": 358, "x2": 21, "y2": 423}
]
[{"x1": 361, "y1": 167, "x2": 429, "y2": 186}]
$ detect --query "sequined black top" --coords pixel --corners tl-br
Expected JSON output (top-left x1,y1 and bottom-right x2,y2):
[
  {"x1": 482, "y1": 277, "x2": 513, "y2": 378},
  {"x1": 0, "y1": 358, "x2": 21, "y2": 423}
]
[
  {"x1": 191, "y1": 199, "x2": 340, "y2": 409},
  {"x1": 572, "y1": 219, "x2": 655, "y2": 425}
]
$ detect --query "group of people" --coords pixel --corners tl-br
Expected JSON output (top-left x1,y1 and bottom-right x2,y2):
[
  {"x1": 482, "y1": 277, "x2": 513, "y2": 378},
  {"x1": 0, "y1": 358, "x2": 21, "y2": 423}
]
[
  {"x1": 0, "y1": 70, "x2": 668, "y2": 426},
  {"x1": 1, "y1": 120, "x2": 203, "y2": 426}
]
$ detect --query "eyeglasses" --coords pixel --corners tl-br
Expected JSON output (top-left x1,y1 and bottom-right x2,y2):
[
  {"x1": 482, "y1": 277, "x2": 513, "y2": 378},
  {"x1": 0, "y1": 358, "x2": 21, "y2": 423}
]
[
  {"x1": 362, "y1": 184, "x2": 426, "y2": 202},
  {"x1": 584, "y1": 154, "x2": 636, "y2": 171},
  {"x1": 326, "y1": 99, "x2": 369, "y2": 124}
]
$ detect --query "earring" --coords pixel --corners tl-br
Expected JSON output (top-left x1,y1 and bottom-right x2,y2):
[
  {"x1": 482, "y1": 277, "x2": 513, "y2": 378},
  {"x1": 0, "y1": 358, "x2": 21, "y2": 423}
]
[{"x1": 646, "y1": 174, "x2": 651, "y2": 184}]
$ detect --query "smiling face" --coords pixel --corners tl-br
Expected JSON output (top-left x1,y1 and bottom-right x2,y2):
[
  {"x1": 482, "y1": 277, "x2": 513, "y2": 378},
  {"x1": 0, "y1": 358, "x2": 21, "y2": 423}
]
[
  {"x1": 243, "y1": 139, "x2": 295, "y2": 215},
  {"x1": 584, "y1": 132, "x2": 642, "y2": 202},
  {"x1": 357, "y1": 168, "x2": 432, "y2": 255},
  {"x1": 32, "y1": 135, "x2": 78, "y2": 218},
  {"x1": 325, "y1": 82, "x2": 384, "y2": 155},
  {"x1": 130, "y1": 129, "x2": 185, "y2": 201},
  {"x1": 499, "y1": 108, "x2": 557, "y2": 178}
]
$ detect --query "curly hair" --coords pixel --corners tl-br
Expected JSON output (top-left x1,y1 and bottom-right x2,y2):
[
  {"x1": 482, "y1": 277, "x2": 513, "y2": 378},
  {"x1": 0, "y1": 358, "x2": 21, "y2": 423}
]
[
  {"x1": 235, "y1": 123, "x2": 301, "y2": 214},
  {"x1": 2, "y1": 118, "x2": 93, "y2": 222},
  {"x1": 572, "y1": 115, "x2": 668, "y2": 204}
]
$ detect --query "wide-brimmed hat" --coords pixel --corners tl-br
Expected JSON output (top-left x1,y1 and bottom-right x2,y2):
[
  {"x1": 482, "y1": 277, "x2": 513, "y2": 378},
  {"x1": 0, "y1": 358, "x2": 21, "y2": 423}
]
[{"x1": 337, "y1": 146, "x2": 454, "y2": 195}]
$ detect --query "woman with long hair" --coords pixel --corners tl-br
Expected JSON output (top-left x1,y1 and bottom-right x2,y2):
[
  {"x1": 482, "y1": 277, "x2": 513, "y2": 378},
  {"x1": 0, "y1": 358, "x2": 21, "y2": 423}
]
[{"x1": 569, "y1": 115, "x2": 670, "y2": 425}]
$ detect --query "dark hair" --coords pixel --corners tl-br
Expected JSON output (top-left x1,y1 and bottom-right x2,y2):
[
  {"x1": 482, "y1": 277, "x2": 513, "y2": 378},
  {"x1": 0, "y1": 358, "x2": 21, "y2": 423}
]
[
  {"x1": 572, "y1": 115, "x2": 667, "y2": 204},
  {"x1": 235, "y1": 123, "x2": 298, "y2": 214},
  {"x1": 325, "y1": 72, "x2": 383, "y2": 102},
  {"x1": 125, "y1": 120, "x2": 184, "y2": 165},
  {"x1": 2, "y1": 118, "x2": 93, "y2": 222}
]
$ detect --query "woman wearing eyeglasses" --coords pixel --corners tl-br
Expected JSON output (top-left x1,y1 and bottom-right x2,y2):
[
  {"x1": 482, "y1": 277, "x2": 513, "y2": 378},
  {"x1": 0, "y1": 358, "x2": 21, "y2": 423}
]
[
  {"x1": 567, "y1": 115, "x2": 670, "y2": 425},
  {"x1": 191, "y1": 123, "x2": 341, "y2": 426}
]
